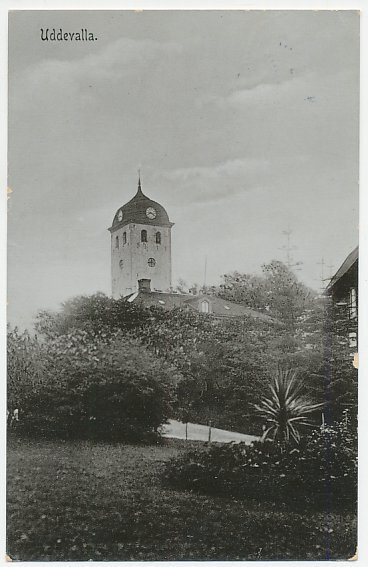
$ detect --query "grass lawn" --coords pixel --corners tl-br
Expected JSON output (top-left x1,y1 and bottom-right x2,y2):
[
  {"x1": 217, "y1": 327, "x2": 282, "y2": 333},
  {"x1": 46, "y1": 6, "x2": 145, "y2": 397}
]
[{"x1": 7, "y1": 435, "x2": 356, "y2": 561}]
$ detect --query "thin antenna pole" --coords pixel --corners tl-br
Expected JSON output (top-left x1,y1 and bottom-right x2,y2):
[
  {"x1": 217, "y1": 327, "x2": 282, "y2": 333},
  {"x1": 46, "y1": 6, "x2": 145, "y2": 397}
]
[
  {"x1": 279, "y1": 227, "x2": 302, "y2": 271},
  {"x1": 203, "y1": 256, "x2": 207, "y2": 289}
]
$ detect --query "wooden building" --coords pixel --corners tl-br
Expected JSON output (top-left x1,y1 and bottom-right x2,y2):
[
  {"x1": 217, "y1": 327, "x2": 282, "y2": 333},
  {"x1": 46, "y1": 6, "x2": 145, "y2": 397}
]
[{"x1": 326, "y1": 246, "x2": 358, "y2": 348}]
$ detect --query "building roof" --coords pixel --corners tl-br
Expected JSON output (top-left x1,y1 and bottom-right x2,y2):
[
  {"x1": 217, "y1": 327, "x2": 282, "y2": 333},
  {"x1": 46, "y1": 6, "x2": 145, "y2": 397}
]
[
  {"x1": 183, "y1": 294, "x2": 274, "y2": 321},
  {"x1": 326, "y1": 246, "x2": 358, "y2": 294},
  {"x1": 109, "y1": 178, "x2": 173, "y2": 232},
  {"x1": 125, "y1": 288, "x2": 276, "y2": 323}
]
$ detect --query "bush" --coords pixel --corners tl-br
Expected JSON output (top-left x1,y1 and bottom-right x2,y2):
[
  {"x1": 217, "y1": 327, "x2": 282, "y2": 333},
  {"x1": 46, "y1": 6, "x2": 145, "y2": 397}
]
[
  {"x1": 164, "y1": 421, "x2": 357, "y2": 510},
  {"x1": 254, "y1": 367, "x2": 323, "y2": 443},
  {"x1": 8, "y1": 327, "x2": 178, "y2": 442}
]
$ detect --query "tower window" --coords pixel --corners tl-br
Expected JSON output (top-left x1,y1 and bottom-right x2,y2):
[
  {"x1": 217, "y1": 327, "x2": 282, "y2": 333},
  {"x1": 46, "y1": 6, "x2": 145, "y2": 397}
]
[
  {"x1": 201, "y1": 300, "x2": 210, "y2": 313},
  {"x1": 148, "y1": 258, "x2": 156, "y2": 267},
  {"x1": 115, "y1": 236, "x2": 119, "y2": 249},
  {"x1": 141, "y1": 230, "x2": 147, "y2": 243},
  {"x1": 123, "y1": 232, "x2": 127, "y2": 245},
  {"x1": 156, "y1": 231, "x2": 161, "y2": 244},
  {"x1": 119, "y1": 259, "x2": 124, "y2": 269}
]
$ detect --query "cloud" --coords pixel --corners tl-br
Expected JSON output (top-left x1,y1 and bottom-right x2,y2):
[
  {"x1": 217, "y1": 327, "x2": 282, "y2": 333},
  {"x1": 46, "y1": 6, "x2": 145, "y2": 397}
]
[
  {"x1": 7, "y1": 11, "x2": 359, "y2": 330},
  {"x1": 210, "y1": 74, "x2": 310, "y2": 110},
  {"x1": 161, "y1": 158, "x2": 269, "y2": 181},
  {"x1": 154, "y1": 158, "x2": 271, "y2": 205},
  {"x1": 12, "y1": 36, "x2": 183, "y2": 105}
]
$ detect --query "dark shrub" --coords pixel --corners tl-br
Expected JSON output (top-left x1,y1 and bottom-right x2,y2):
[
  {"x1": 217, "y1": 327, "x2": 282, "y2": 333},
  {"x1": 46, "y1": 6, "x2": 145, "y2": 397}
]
[
  {"x1": 164, "y1": 420, "x2": 357, "y2": 510},
  {"x1": 8, "y1": 327, "x2": 178, "y2": 442}
]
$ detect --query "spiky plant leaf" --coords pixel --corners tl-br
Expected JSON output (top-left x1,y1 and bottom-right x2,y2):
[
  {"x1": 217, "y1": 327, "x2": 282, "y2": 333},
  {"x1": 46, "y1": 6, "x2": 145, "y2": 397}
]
[{"x1": 253, "y1": 367, "x2": 324, "y2": 444}]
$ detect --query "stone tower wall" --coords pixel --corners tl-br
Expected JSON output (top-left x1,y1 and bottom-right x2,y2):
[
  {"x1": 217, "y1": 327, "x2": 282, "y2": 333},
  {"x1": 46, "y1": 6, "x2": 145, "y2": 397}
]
[{"x1": 111, "y1": 222, "x2": 172, "y2": 298}]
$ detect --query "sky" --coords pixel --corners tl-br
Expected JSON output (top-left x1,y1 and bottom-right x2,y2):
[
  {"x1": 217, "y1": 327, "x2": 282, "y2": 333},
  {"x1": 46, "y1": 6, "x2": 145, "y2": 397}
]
[{"x1": 7, "y1": 10, "x2": 359, "y2": 329}]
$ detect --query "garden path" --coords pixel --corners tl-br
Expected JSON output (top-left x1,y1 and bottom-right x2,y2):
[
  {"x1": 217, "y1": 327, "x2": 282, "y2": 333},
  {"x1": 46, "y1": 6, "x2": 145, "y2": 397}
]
[{"x1": 160, "y1": 419, "x2": 259, "y2": 444}]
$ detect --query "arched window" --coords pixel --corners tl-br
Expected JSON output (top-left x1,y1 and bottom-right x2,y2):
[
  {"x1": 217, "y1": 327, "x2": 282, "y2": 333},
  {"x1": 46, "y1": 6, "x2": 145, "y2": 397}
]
[
  {"x1": 123, "y1": 232, "x2": 127, "y2": 245},
  {"x1": 115, "y1": 236, "x2": 119, "y2": 249},
  {"x1": 141, "y1": 230, "x2": 147, "y2": 243},
  {"x1": 201, "y1": 300, "x2": 209, "y2": 313},
  {"x1": 156, "y1": 231, "x2": 161, "y2": 244}
]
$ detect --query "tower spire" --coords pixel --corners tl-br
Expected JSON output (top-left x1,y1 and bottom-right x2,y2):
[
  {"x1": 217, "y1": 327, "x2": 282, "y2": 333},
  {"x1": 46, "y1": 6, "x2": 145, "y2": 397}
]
[{"x1": 137, "y1": 169, "x2": 142, "y2": 194}]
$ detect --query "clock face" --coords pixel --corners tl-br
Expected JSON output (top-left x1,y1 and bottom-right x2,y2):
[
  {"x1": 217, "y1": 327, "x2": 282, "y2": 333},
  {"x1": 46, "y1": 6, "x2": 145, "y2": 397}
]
[
  {"x1": 146, "y1": 207, "x2": 157, "y2": 220},
  {"x1": 117, "y1": 210, "x2": 123, "y2": 221}
]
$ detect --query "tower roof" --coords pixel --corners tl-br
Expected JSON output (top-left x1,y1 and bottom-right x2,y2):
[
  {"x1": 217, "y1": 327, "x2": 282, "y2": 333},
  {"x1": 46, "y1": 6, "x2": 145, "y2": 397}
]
[{"x1": 109, "y1": 177, "x2": 173, "y2": 232}]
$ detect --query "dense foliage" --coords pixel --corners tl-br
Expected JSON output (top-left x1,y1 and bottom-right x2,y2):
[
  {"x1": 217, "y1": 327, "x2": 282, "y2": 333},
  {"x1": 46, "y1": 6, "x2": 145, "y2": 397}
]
[
  {"x1": 164, "y1": 420, "x2": 357, "y2": 510},
  {"x1": 8, "y1": 259, "x2": 357, "y2": 439},
  {"x1": 8, "y1": 327, "x2": 177, "y2": 441},
  {"x1": 215, "y1": 263, "x2": 358, "y2": 425},
  {"x1": 215, "y1": 260, "x2": 315, "y2": 331},
  {"x1": 33, "y1": 294, "x2": 282, "y2": 435}
]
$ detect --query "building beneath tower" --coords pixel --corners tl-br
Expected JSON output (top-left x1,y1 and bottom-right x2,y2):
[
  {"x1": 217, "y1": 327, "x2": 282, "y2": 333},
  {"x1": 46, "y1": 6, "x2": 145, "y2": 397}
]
[
  {"x1": 108, "y1": 176, "x2": 276, "y2": 324},
  {"x1": 108, "y1": 177, "x2": 174, "y2": 298}
]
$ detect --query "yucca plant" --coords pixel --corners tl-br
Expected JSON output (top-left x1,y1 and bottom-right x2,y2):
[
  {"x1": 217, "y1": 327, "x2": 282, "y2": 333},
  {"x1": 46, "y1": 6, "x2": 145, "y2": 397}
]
[{"x1": 254, "y1": 367, "x2": 323, "y2": 444}]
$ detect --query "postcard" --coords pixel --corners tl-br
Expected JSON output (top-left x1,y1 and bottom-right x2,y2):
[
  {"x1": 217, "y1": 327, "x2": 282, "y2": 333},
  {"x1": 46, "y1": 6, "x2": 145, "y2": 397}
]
[{"x1": 6, "y1": 8, "x2": 360, "y2": 562}]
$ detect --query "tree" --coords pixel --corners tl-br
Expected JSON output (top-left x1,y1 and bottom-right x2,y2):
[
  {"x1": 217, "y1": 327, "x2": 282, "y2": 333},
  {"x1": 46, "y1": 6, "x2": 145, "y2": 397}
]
[
  {"x1": 217, "y1": 272, "x2": 268, "y2": 309},
  {"x1": 171, "y1": 315, "x2": 279, "y2": 433},
  {"x1": 322, "y1": 299, "x2": 358, "y2": 423},
  {"x1": 261, "y1": 260, "x2": 314, "y2": 332},
  {"x1": 216, "y1": 261, "x2": 315, "y2": 332},
  {"x1": 33, "y1": 286, "x2": 347, "y2": 437},
  {"x1": 7, "y1": 326, "x2": 46, "y2": 412},
  {"x1": 35, "y1": 293, "x2": 151, "y2": 339},
  {"x1": 8, "y1": 326, "x2": 178, "y2": 441},
  {"x1": 174, "y1": 278, "x2": 189, "y2": 294},
  {"x1": 288, "y1": 294, "x2": 358, "y2": 423}
]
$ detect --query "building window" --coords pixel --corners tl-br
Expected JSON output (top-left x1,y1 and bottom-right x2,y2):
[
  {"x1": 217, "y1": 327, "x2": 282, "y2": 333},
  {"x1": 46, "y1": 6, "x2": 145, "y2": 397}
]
[
  {"x1": 123, "y1": 232, "x2": 127, "y2": 245},
  {"x1": 156, "y1": 231, "x2": 161, "y2": 244},
  {"x1": 119, "y1": 259, "x2": 124, "y2": 269},
  {"x1": 349, "y1": 331, "x2": 357, "y2": 349},
  {"x1": 349, "y1": 287, "x2": 357, "y2": 319},
  {"x1": 115, "y1": 236, "x2": 119, "y2": 249},
  {"x1": 201, "y1": 300, "x2": 209, "y2": 313},
  {"x1": 141, "y1": 230, "x2": 147, "y2": 243},
  {"x1": 148, "y1": 258, "x2": 156, "y2": 267}
]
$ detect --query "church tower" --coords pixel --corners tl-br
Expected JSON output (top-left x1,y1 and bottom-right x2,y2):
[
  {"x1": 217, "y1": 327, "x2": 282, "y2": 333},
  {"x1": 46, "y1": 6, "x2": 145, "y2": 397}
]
[{"x1": 108, "y1": 176, "x2": 174, "y2": 298}]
